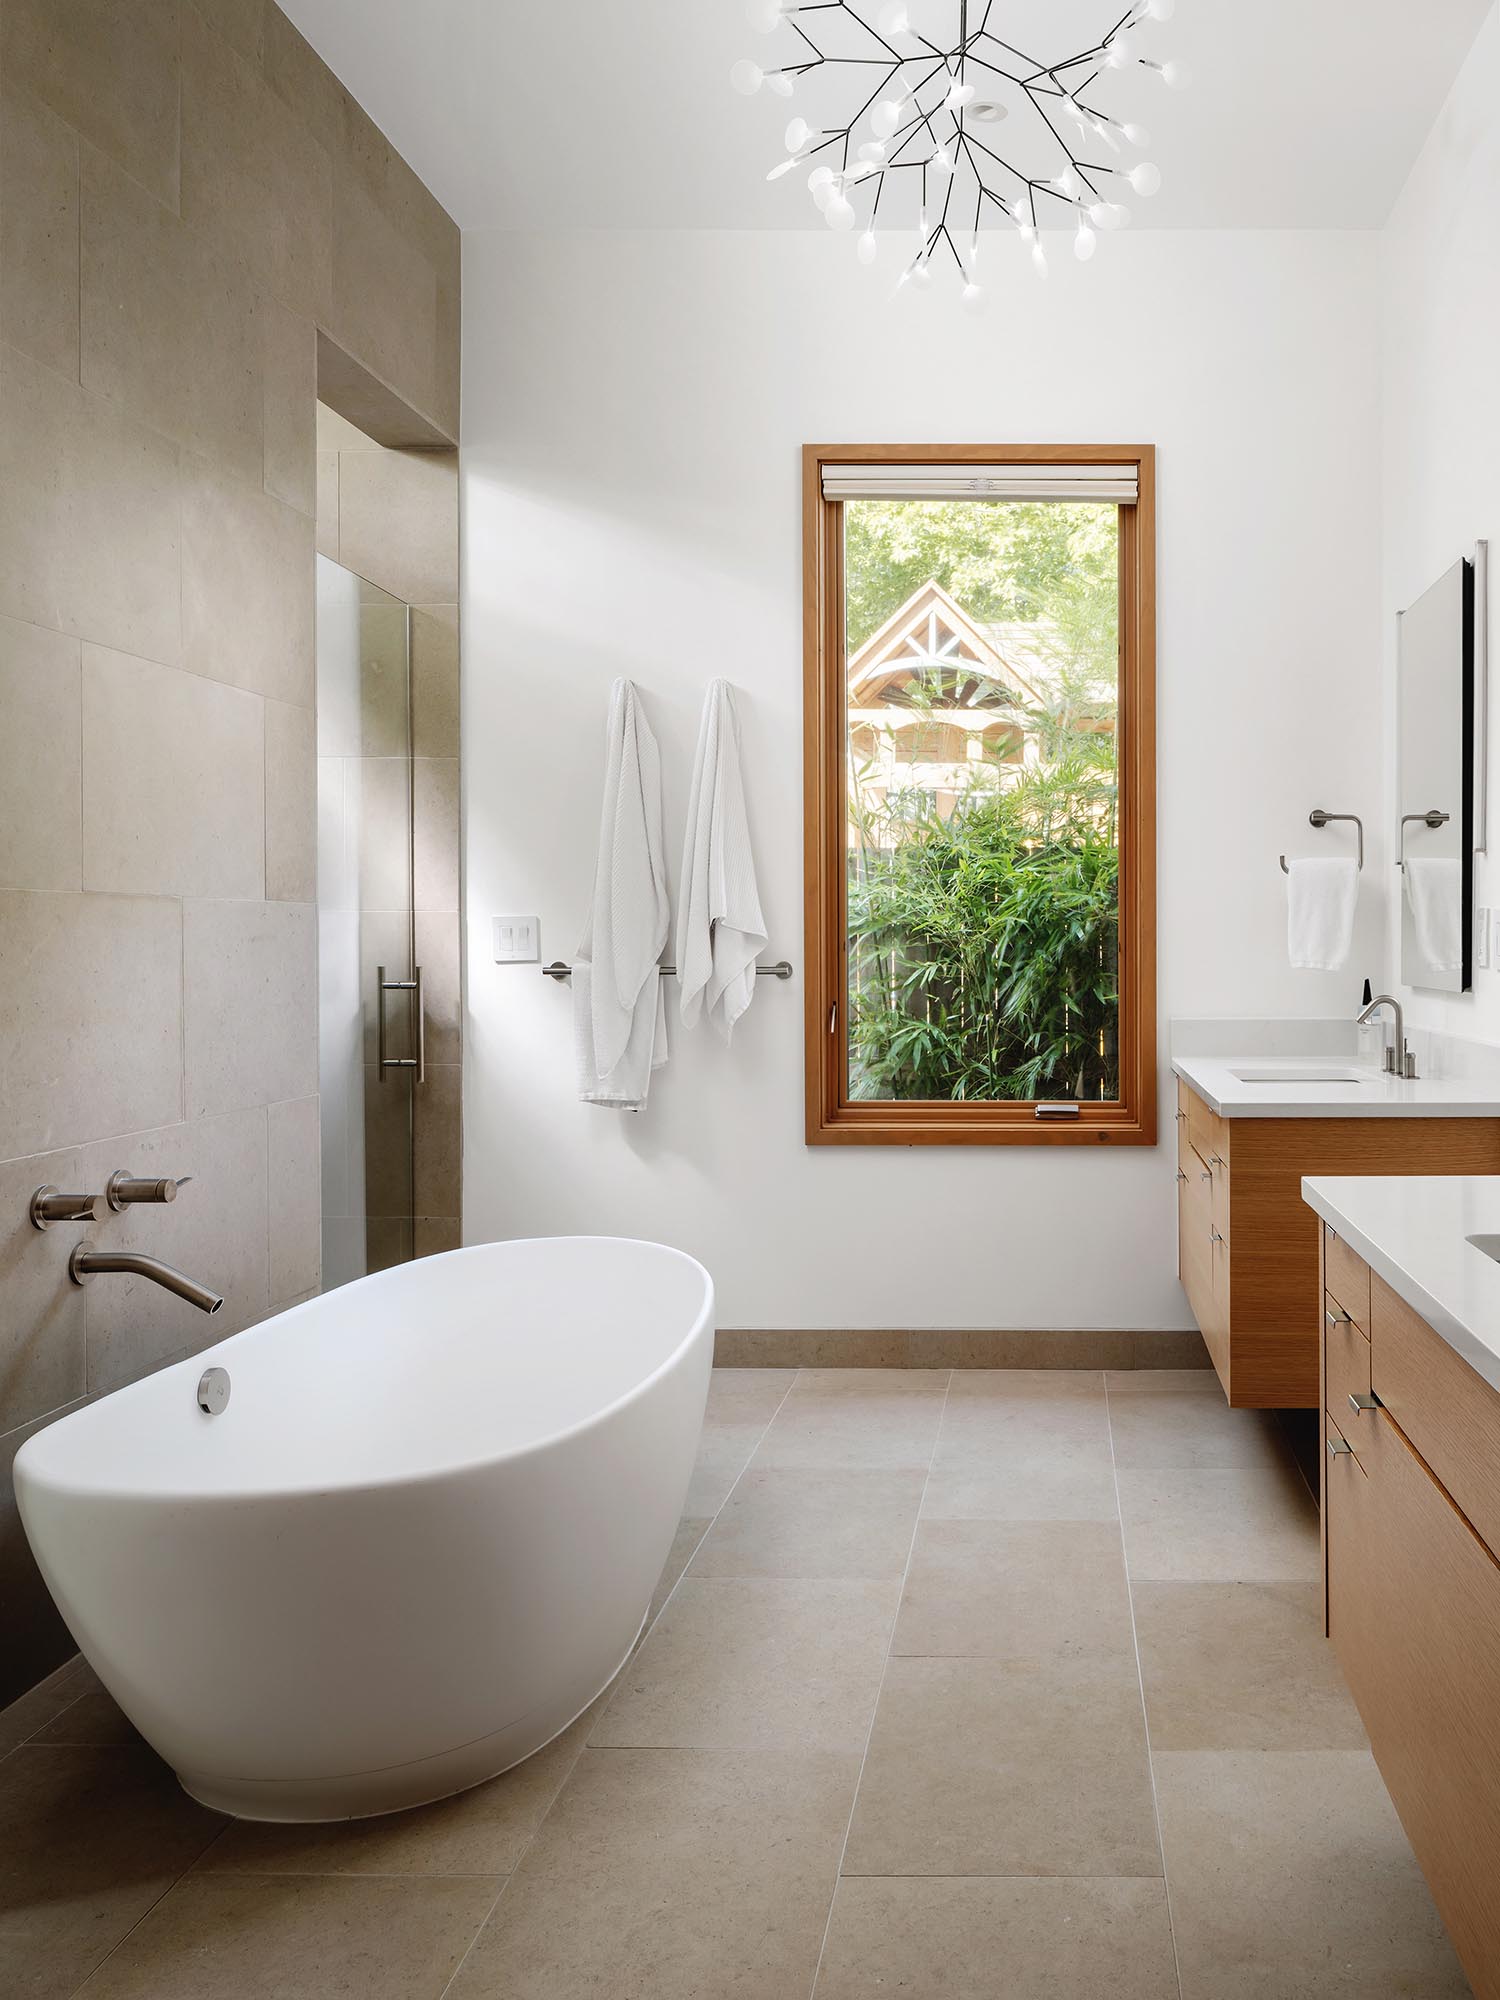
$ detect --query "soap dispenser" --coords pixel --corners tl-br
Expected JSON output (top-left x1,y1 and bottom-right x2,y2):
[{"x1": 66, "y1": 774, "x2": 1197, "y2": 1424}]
[{"x1": 1356, "y1": 977, "x2": 1382, "y2": 1068}]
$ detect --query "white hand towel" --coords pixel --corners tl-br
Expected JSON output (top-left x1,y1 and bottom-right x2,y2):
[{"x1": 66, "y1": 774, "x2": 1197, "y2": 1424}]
[
  {"x1": 677, "y1": 679, "x2": 768, "y2": 1043},
  {"x1": 1286, "y1": 857, "x2": 1358, "y2": 971},
  {"x1": 1405, "y1": 856, "x2": 1463, "y2": 973},
  {"x1": 574, "y1": 678, "x2": 670, "y2": 1110}
]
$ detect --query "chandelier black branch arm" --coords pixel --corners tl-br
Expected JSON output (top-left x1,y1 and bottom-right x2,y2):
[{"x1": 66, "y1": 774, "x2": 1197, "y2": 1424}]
[{"x1": 732, "y1": 0, "x2": 1187, "y2": 303}]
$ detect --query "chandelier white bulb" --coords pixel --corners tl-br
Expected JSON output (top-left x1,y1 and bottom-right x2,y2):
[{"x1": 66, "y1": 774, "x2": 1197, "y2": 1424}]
[
  {"x1": 961, "y1": 281, "x2": 986, "y2": 312},
  {"x1": 732, "y1": 0, "x2": 1190, "y2": 298}
]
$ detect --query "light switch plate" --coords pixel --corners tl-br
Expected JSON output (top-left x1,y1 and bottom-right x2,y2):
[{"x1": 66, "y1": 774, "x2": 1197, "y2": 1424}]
[
  {"x1": 492, "y1": 914, "x2": 539, "y2": 963},
  {"x1": 1491, "y1": 908, "x2": 1500, "y2": 971},
  {"x1": 1481, "y1": 908, "x2": 1493, "y2": 971}
]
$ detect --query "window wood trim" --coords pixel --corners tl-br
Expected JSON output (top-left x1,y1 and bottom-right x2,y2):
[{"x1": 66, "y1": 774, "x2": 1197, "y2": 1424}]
[{"x1": 801, "y1": 441, "x2": 1157, "y2": 1148}]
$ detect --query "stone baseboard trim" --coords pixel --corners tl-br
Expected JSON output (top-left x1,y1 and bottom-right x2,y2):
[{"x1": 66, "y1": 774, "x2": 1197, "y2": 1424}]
[{"x1": 712, "y1": 1328, "x2": 1211, "y2": 1370}]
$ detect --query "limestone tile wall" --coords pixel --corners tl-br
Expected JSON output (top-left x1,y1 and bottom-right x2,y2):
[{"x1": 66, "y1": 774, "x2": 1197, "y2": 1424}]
[
  {"x1": 0, "y1": 0, "x2": 460, "y2": 1705},
  {"x1": 316, "y1": 411, "x2": 462, "y2": 1263}
]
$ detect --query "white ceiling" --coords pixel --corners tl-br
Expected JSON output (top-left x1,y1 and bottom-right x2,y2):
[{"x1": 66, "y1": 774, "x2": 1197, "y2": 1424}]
[{"x1": 281, "y1": 0, "x2": 1490, "y2": 231}]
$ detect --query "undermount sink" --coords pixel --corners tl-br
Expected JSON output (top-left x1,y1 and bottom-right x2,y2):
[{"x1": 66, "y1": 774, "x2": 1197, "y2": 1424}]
[
  {"x1": 1468, "y1": 1235, "x2": 1500, "y2": 1264},
  {"x1": 1228, "y1": 1067, "x2": 1368, "y2": 1084}
]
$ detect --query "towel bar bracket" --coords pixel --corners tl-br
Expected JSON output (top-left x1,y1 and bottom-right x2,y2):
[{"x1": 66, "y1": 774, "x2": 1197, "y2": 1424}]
[
  {"x1": 1279, "y1": 808, "x2": 1364, "y2": 875},
  {"x1": 542, "y1": 959, "x2": 794, "y2": 983}
]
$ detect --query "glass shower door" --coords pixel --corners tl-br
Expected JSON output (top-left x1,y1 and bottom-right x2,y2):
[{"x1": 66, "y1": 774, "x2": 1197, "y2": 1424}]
[{"x1": 316, "y1": 555, "x2": 417, "y2": 1287}]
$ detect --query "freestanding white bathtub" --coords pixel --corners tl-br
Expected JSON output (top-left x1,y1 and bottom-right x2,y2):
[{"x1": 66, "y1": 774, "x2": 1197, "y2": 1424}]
[{"x1": 15, "y1": 1236, "x2": 713, "y2": 1821}]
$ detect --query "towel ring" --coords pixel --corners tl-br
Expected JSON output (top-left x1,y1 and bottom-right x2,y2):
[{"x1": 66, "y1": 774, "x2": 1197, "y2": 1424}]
[
  {"x1": 1396, "y1": 809, "x2": 1450, "y2": 871},
  {"x1": 1279, "y1": 808, "x2": 1364, "y2": 874}
]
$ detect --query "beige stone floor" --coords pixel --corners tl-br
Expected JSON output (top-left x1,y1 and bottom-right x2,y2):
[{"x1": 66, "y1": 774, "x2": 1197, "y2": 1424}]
[{"x1": 0, "y1": 1367, "x2": 1473, "y2": 1999}]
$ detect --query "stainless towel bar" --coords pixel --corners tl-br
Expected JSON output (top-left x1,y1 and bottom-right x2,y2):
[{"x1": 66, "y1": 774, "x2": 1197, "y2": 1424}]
[
  {"x1": 1279, "y1": 808, "x2": 1364, "y2": 874},
  {"x1": 377, "y1": 964, "x2": 426, "y2": 1082},
  {"x1": 542, "y1": 959, "x2": 793, "y2": 982}
]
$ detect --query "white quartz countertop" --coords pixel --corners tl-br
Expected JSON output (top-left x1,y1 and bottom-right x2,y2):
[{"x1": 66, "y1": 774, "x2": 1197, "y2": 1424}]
[
  {"x1": 1172, "y1": 1054, "x2": 1500, "y2": 1120},
  {"x1": 1301, "y1": 1174, "x2": 1500, "y2": 1395}
]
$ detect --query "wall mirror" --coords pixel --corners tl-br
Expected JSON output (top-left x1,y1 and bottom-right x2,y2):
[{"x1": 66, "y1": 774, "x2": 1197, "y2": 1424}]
[{"x1": 1397, "y1": 554, "x2": 1477, "y2": 992}]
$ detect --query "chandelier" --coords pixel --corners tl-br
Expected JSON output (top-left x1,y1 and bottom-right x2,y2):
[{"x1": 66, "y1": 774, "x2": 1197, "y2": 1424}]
[{"x1": 729, "y1": 0, "x2": 1189, "y2": 305}]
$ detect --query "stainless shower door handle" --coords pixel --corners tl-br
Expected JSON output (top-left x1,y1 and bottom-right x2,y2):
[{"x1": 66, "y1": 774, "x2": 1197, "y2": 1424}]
[{"x1": 377, "y1": 965, "x2": 425, "y2": 1084}]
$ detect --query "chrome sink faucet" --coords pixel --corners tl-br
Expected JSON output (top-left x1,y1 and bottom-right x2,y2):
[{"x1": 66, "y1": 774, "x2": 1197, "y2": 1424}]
[{"x1": 1356, "y1": 993, "x2": 1416, "y2": 1079}]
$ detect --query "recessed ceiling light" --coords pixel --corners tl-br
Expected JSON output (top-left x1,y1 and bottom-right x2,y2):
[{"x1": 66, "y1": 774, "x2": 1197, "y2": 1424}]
[{"x1": 970, "y1": 101, "x2": 1008, "y2": 123}]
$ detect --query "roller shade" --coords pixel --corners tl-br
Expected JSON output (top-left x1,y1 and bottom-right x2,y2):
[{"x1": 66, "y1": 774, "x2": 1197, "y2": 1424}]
[{"x1": 821, "y1": 462, "x2": 1138, "y2": 504}]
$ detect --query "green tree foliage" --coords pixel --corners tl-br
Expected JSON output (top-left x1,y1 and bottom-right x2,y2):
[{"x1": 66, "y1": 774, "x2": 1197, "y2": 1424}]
[{"x1": 845, "y1": 500, "x2": 1120, "y2": 1103}]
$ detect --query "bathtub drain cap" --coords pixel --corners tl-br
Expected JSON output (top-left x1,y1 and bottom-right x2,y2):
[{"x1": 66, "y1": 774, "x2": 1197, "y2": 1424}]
[{"x1": 197, "y1": 1367, "x2": 230, "y2": 1416}]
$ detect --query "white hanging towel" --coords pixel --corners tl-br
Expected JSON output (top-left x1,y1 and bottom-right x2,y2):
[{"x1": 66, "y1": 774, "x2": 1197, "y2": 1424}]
[
  {"x1": 1286, "y1": 857, "x2": 1358, "y2": 971},
  {"x1": 574, "y1": 679, "x2": 670, "y2": 1109},
  {"x1": 677, "y1": 679, "x2": 768, "y2": 1043},
  {"x1": 1404, "y1": 856, "x2": 1464, "y2": 972}
]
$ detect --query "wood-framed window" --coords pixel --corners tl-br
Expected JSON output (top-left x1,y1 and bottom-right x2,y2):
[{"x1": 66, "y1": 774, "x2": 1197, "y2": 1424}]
[{"x1": 802, "y1": 443, "x2": 1156, "y2": 1147}]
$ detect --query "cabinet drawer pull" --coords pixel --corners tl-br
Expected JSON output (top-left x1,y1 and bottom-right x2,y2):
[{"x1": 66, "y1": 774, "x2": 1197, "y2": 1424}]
[
  {"x1": 1200, "y1": 1169, "x2": 1211, "y2": 1184},
  {"x1": 1348, "y1": 1392, "x2": 1379, "y2": 1413},
  {"x1": 1175, "y1": 1109, "x2": 1187, "y2": 1123},
  {"x1": 1175, "y1": 1169, "x2": 1187, "y2": 1183},
  {"x1": 1210, "y1": 1229, "x2": 1225, "y2": 1244},
  {"x1": 1325, "y1": 1306, "x2": 1351, "y2": 1327},
  {"x1": 1209, "y1": 1153, "x2": 1225, "y2": 1169},
  {"x1": 1327, "y1": 1434, "x2": 1354, "y2": 1457}
]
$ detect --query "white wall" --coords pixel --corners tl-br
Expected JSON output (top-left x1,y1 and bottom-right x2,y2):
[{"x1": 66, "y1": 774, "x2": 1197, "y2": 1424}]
[
  {"x1": 1383, "y1": 4, "x2": 1500, "y2": 1039},
  {"x1": 461, "y1": 227, "x2": 1382, "y2": 1330}
]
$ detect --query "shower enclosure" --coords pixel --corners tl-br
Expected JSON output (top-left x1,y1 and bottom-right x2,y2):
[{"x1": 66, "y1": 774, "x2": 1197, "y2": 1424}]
[{"x1": 316, "y1": 555, "x2": 421, "y2": 1286}]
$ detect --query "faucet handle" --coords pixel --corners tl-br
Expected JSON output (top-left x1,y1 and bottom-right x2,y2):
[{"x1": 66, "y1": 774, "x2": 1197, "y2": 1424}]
[
  {"x1": 105, "y1": 1171, "x2": 192, "y2": 1211},
  {"x1": 29, "y1": 1186, "x2": 104, "y2": 1230}
]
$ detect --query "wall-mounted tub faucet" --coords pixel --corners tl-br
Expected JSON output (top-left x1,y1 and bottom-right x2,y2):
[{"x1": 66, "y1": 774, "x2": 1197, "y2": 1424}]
[
  {"x1": 68, "y1": 1245, "x2": 224, "y2": 1315},
  {"x1": 29, "y1": 1187, "x2": 104, "y2": 1229}
]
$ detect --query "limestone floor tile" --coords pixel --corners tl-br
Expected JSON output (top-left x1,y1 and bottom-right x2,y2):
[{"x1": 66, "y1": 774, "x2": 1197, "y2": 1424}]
[
  {"x1": 1108, "y1": 1383, "x2": 1290, "y2": 1468},
  {"x1": 200, "y1": 1701, "x2": 602, "y2": 1880},
  {"x1": 1118, "y1": 1463, "x2": 1320, "y2": 1582},
  {"x1": 812, "y1": 1875, "x2": 1179, "y2": 2000},
  {"x1": 690, "y1": 1467, "x2": 925, "y2": 1579},
  {"x1": 31, "y1": 1688, "x2": 141, "y2": 1748},
  {"x1": 446, "y1": 1746, "x2": 858, "y2": 2000},
  {"x1": 0, "y1": 1744, "x2": 225, "y2": 2000},
  {"x1": 892, "y1": 1518, "x2": 1135, "y2": 1662},
  {"x1": 1106, "y1": 1367, "x2": 1236, "y2": 1394},
  {"x1": 843, "y1": 1653, "x2": 1161, "y2": 1879},
  {"x1": 591, "y1": 1576, "x2": 899, "y2": 1754},
  {"x1": 644, "y1": 1515, "x2": 711, "y2": 1629},
  {"x1": 1134, "y1": 1580, "x2": 1368, "y2": 1751},
  {"x1": 0, "y1": 1655, "x2": 87, "y2": 1755},
  {"x1": 787, "y1": 1367, "x2": 950, "y2": 1398},
  {"x1": 75, "y1": 1870, "x2": 500, "y2": 2000},
  {"x1": 750, "y1": 1381, "x2": 945, "y2": 1473},
  {"x1": 704, "y1": 1367, "x2": 796, "y2": 1421},
  {"x1": 1154, "y1": 1749, "x2": 1470, "y2": 1999},
  {"x1": 946, "y1": 1367, "x2": 1107, "y2": 1397},
  {"x1": 933, "y1": 1391, "x2": 1113, "y2": 1468},
  {"x1": 920, "y1": 1450, "x2": 1120, "y2": 1522}
]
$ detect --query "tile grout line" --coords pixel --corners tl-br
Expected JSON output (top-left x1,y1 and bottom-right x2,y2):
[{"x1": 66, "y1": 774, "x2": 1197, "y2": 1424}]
[
  {"x1": 1103, "y1": 1371, "x2": 1187, "y2": 2000},
  {"x1": 435, "y1": 1364, "x2": 803, "y2": 2000},
  {"x1": 804, "y1": 1367, "x2": 953, "y2": 2000}
]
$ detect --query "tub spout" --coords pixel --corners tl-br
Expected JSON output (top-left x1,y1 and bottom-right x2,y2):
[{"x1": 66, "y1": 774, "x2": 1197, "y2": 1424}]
[{"x1": 68, "y1": 1243, "x2": 224, "y2": 1314}]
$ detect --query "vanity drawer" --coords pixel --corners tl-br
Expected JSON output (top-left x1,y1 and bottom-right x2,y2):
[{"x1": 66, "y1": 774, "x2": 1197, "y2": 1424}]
[
  {"x1": 1371, "y1": 1272, "x2": 1500, "y2": 1560},
  {"x1": 1324, "y1": 1227, "x2": 1371, "y2": 1332},
  {"x1": 1181, "y1": 1083, "x2": 1229, "y2": 1182},
  {"x1": 1325, "y1": 1296, "x2": 1373, "y2": 1440}
]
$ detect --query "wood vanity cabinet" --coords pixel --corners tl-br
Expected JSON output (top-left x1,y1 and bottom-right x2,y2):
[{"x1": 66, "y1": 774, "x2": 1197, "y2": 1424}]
[
  {"x1": 1175, "y1": 1079, "x2": 1500, "y2": 1407},
  {"x1": 1321, "y1": 1231, "x2": 1500, "y2": 1998}
]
